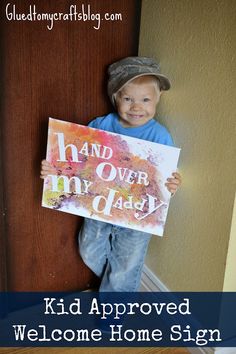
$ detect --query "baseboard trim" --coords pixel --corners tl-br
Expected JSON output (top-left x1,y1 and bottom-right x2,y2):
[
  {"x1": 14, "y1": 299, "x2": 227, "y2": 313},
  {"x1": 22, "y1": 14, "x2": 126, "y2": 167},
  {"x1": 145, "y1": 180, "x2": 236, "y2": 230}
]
[
  {"x1": 140, "y1": 265, "x2": 215, "y2": 354},
  {"x1": 188, "y1": 349, "x2": 215, "y2": 354},
  {"x1": 141, "y1": 264, "x2": 169, "y2": 292},
  {"x1": 215, "y1": 349, "x2": 236, "y2": 354}
]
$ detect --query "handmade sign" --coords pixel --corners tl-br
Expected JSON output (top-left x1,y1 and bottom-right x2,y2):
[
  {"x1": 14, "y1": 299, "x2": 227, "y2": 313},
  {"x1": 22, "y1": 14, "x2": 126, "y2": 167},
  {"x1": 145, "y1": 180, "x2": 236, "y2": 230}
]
[{"x1": 42, "y1": 118, "x2": 180, "y2": 236}]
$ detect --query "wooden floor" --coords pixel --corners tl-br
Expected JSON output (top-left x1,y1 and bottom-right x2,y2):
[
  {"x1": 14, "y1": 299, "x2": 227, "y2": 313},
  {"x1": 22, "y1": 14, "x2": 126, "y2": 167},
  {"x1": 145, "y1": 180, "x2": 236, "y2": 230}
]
[{"x1": 0, "y1": 348, "x2": 189, "y2": 353}]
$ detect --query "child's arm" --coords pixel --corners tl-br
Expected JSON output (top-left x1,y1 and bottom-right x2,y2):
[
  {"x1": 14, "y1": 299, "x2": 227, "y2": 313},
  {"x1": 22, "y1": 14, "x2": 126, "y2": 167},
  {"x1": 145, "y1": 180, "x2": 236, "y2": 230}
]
[
  {"x1": 40, "y1": 159, "x2": 57, "y2": 179},
  {"x1": 165, "y1": 172, "x2": 182, "y2": 195}
]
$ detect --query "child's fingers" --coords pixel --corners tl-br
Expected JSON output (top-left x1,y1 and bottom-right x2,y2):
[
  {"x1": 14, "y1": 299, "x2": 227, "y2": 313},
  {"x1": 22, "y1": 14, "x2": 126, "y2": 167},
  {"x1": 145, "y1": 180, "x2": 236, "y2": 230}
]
[
  {"x1": 172, "y1": 171, "x2": 181, "y2": 177},
  {"x1": 41, "y1": 159, "x2": 51, "y2": 167},
  {"x1": 40, "y1": 169, "x2": 52, "y2": 178},
  {"x1": 165, "y1": 171, "x2": 182, "y2": 195},
  {"x1": 41, "y1": 164, "x2": 52, "y2": 172},
  {"x1": 166, "y1": 178, "x2": 181, "y2": 186},
  {"x1": 172, "y1": 172, "x2": 182, "y2": 181},
  {"x1": 166, "y1": 172, "x2": 182, "y2": 188},
  {"x1": 165, "y1": 183, "x2": 179, "y2": 195},
  {"x1": 40, "y1": 159, "x2": 56, "y2": 178},
  {"x1": 40, "y1": 171, "x2": 48, "y2": 179},
  {"x1": 165, "y1": 182, "x2": 178, "y2": 190}
]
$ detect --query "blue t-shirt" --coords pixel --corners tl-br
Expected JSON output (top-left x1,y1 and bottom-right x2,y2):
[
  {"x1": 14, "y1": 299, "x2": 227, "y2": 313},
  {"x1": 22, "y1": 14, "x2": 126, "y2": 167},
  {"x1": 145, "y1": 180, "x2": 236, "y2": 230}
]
[{"x1": 88, "y1": 113, "x2": 174, "y2": 146}]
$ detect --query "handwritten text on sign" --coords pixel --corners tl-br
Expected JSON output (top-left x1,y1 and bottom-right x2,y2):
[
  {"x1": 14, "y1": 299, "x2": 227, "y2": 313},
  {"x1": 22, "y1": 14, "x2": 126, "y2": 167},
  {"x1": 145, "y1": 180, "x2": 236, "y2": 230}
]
[{"x1": 42, "y1": 118, "x2": 180, "y2": 236}]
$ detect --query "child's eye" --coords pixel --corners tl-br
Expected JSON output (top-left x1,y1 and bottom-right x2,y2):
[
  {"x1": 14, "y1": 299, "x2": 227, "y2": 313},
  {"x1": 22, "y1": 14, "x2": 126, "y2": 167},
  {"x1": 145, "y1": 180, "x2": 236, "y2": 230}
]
[
  {"x1": 123, "y1": 97, "x2": 131, "y2": 102},
  {"x1": 143, "y1": 98, "x2": 150, "y2": 102}
]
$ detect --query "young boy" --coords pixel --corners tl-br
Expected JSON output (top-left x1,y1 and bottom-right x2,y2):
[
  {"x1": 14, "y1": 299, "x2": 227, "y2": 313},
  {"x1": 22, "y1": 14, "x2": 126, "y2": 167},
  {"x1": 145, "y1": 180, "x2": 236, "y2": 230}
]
[{"x1": 41, "y1": 57, "x2": 181, "y2": 292}]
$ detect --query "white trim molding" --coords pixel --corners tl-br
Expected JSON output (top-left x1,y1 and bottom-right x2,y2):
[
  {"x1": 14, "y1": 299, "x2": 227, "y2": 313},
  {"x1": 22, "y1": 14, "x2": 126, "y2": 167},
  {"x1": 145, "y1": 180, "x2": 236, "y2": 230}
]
[
  {"x1": 215, "y1": 349, "x2": 236, "y2": 354},
  {"x1": 141, "y1": 264, "x2": 169, "y2": 292}
]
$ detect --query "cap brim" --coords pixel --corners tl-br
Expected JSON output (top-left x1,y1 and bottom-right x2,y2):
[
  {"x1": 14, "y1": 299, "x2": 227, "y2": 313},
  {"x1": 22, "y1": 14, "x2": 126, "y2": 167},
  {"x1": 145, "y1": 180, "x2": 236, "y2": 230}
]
[{"x1": 110, "y1": 72, "x2": 171, "y2": 105}]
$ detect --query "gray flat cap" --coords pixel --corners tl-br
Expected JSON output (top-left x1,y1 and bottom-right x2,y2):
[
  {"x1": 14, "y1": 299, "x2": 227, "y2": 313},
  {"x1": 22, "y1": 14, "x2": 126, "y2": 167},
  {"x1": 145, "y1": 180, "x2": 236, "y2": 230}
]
[{"x1": 107, "y1": 56, "x2": 171, "y2": 105}]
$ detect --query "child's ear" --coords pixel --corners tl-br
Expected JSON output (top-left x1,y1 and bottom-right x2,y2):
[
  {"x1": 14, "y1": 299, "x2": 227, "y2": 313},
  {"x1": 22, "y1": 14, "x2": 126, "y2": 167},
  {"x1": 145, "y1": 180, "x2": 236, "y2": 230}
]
[{"x1": 157, "y1": 90, "x2": 163, "y2": 100}]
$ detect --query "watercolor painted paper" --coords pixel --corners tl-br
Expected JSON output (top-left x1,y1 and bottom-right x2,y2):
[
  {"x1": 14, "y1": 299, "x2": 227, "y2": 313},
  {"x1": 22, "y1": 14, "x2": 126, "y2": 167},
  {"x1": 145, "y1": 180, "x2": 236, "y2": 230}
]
[{"x1": 42, "y1": 118, "x2": 180, "y2": 236}]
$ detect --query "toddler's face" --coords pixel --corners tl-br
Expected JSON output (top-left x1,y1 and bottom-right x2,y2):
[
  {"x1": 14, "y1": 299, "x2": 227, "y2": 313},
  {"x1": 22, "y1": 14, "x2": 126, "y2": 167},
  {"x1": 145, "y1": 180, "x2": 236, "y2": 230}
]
[{"x1": 115, "y1": 76, "x2": 161, "y2": 128}]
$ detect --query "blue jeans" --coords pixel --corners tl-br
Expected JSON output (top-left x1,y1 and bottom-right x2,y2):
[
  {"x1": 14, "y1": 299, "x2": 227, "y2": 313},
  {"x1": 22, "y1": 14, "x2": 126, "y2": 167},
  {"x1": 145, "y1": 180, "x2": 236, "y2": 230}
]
[{"x1": 78, "y1": 218, "x2": 151, "y2": 291}]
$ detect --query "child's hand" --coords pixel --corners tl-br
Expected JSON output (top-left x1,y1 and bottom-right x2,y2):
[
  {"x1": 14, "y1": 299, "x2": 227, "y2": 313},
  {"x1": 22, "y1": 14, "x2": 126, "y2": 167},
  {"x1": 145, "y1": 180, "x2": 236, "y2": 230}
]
[
  {"x1": 40, "y1": 159, "x2": 56, "y2": 179},
  {"x1": 165, "y1": 172, "x2": 182, "y2": 196}
]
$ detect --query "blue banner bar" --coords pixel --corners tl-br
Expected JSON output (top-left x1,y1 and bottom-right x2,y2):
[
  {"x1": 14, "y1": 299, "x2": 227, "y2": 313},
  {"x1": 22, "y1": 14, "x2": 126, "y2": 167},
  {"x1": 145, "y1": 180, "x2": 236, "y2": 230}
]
[{"x1": 0, "y1": 292, "x2": 235, "y2": 347}]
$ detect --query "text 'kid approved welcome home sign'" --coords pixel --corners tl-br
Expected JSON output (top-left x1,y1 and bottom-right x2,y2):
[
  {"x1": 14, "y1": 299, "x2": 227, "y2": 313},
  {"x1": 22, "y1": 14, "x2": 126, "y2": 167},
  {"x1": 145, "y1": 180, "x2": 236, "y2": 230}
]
[{"x1": 42, "y1": 118, "x2": 180, "y2": 236}]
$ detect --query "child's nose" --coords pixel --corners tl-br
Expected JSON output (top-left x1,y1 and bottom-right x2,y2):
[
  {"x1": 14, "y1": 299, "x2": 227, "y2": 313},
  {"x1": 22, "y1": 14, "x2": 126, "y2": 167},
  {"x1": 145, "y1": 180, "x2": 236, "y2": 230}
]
[{"x1": 131, "y1": 101, "x2": 142, "y2": 111}]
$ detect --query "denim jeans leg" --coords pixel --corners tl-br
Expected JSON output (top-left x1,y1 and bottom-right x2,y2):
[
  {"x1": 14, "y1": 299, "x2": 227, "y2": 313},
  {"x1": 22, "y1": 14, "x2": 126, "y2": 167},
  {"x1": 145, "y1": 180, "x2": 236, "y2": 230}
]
[
  {"x1": 78, "y1": 218, "x2": 112, "y2": 277},
  {"x1": 99, "y1": 226, "x2": 151, "y2": 292}
]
